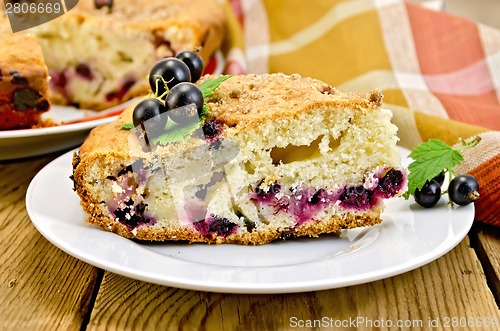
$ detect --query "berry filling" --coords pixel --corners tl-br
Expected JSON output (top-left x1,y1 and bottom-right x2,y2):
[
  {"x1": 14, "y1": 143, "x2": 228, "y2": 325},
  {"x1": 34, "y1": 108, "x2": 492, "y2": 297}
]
[
  {"x1": 108, "y1": 160, "x2": 153, "y2": 231},
  {"x1": 339, "y1": 186, "x2": 373, "y2": 210},
  {"x1": 49, "y1": 70, "x2": 70, "y2": 100},
  {"x1": 106, "y1": 78, "x2": 136, "y2": 102},
  {"x1": 254, "y1": 179, "x2": 282, "y2": 203},
  {"x1": 94, "y1": 0, "x2": 113, "y2": 10},
  {"x1": 193, "y1": 215, "x2": 238, "y2": 238},
  {"x1": 201, "y1": 119, "x2": 224, "y2": 141},
  {"x1": 10, "y1": 71, "x2": 28, "y2": 86},
  {"x1": 117, "y1": 159, "x2": 145, "y2": 177},
  {"x1": 0, "y1": 103, "x2": 44, "y2": 129},
  {"x1": 12, "y1": 88, "x2": 48, "y2": 112},
  {"x1": 75, "y1": 63, "x2": 94, "y2": 80},
  {"x1": 236, "y1": 210, "x2": 256, "y2": 233},
  {"x1": 286, "y1": 189, "x2": 338, "y2": 226},
  {"x1": 49, "y1": 70, "x2": 67, "y2": 88},
  {"x1": 375, "y1": 168, "x2": 404, "y2": 198},
  {"x1": 113, "y1": 199, "x2": 154, "y2": 231},
  {"x1": 153, "y1": 38, "x2": 176, "y2": 58},
  {"x1": 251, "y1": 168, "x2": 406, "y2": 226}
]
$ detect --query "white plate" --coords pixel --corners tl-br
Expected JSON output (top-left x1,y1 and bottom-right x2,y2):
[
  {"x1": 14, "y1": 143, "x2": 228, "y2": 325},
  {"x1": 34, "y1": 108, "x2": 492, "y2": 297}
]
[
  {"x1": 26, "y1": 149, "x2": 474, "y2": 293},
  {"x1": 0, "y1": 100, "x2": 138, "y2": 161}
]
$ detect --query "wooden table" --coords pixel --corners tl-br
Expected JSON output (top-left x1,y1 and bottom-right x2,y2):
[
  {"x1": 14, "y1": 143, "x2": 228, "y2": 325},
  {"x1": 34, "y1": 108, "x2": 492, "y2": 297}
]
[{"x1": 1, "y1": 150, "x2": 499, "y2": 330}]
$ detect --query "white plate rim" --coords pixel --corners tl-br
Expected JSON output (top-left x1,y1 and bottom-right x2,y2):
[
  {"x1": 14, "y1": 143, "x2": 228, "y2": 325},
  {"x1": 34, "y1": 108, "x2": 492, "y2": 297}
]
[
  {"x1": 0, "y1": 99, "x2": 140, "y2": 160},
  {"x1": 26, "y1": 148, "x2": 475, "y2": 294},
  {"x1": 0, "y1": 99, "x2": 139, "y2": 139},
  {"x1": 0, "y1": 115, "x2": 116, "y2": 139}
]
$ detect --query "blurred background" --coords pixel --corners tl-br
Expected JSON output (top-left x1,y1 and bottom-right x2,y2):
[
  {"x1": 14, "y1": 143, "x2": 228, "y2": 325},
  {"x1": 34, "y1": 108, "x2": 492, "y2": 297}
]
[{"x1": 410, "y1": 0, "x2": 500, "y2": 29}]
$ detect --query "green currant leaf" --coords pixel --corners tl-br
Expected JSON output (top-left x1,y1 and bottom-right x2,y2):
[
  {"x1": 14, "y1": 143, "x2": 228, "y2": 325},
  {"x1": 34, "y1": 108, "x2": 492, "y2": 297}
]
[
  {"x1": 406, "y1": 139, "x2": 463, "y2": 197},
  {"x1": 120, "y1": 123, "x2": 135, "y2": 130},
  {"x1": 201, "y1": 104, "x2": 210, "y2": 118},
  {"x1": 199, "y1": 75, "x2": 234, "y2": 98},
  {"x1": 152, "y1": 119, "x2": 201, "y2": 145}
]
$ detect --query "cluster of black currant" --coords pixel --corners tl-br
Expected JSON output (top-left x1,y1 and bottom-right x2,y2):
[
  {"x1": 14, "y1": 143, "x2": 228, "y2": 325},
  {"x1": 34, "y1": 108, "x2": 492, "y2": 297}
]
[
  {"x1": 132, "y1": 50, "x2": 205, "y2": 140},
  {"x1": 414, "y1": 172, "x2": 479, "y2": 208}
]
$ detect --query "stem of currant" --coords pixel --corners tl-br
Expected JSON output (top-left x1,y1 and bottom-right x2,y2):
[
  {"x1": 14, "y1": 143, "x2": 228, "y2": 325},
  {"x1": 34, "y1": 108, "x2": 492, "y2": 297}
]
[
  {"x1": 438, "y1": 168, "x2": 450, "y2": 197},
  {"x1": 152, "y1": 75, "x2": 171, "y2": 101},
  {"x1": 456, "y1": 136, "x2": 481, "y2": 152},
  {"x1": 442, "y1": 168, "x2": 460, "y2": 205}
]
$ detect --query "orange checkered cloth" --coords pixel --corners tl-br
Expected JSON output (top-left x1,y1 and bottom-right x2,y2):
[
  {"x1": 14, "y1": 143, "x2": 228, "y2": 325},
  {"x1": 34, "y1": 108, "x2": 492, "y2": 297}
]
[{"x1": 220, "y1": 0, "x2": 499, "y2": 226}]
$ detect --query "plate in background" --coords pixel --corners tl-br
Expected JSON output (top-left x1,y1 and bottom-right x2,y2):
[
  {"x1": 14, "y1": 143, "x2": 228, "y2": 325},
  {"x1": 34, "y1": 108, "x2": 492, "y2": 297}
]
[{"x1": 0, "y1": 100, "x2": 137, "y2": 161}]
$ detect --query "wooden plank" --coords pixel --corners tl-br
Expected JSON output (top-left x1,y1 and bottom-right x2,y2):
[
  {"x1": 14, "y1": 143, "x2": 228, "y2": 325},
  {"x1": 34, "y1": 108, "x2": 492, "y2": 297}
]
[
  {"x1": 88, "y1": 237, "x2": 500, "y2": 330},
  {"x1": 477, "y1": 230, "x2": 500, "y2": 279},
  {"x1": 477, "y1": 229, "x2": 500, "y2": 305},
  {"x1": 0, "y1": 157, "x2": 100, "y2": 330}
]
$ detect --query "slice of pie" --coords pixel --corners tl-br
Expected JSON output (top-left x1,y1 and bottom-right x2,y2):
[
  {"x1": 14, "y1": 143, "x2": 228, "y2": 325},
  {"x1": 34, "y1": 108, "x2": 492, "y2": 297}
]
[
  {"x1": 33, "y1": 0, "x2": 226, "y2": 110},
  {"x1": 72, "y1": 73, "x2": 406, "y2": 245},
  {"x1": 0, "y1": 16, "x2": 50, "y2": 129}
]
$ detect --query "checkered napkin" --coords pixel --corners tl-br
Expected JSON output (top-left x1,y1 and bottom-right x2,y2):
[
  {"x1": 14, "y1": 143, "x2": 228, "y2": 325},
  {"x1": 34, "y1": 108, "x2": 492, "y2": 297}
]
[{"x1": 221, "y1": 0, "x2": 500, "y2": 226}]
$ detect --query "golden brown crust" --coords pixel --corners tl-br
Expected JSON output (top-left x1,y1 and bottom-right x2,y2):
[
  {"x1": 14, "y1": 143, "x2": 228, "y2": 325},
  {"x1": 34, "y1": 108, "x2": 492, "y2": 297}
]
[
  {"x1": 82, "y1": 201, "x2": 381, "y2": 245},
  {"x1": 77, "y1": 107, "x2": 133, "y2": 160},
  {"x1": 202, "y1": 73, "x2": 382, "y2": 130},
  {"x1": 74, "y1": 0, "x2": 225, "y2": 33},
  {"x1": 0, "y1": 17, "x2": 49, "y2": 129},
  {"x1": 0, "y1": 12, "x2": 47, "y2": 95},
  {"x1": 0, "y1": 35, "x2": 47, "y2": 91}
]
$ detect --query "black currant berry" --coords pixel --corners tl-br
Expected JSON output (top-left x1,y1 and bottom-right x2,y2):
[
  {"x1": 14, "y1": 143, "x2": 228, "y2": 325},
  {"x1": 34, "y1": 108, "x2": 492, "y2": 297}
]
[
  {"x1": 176, "y1": 51, "x2": 204, "y2": 83},
  {"x1": 202, "y1": 119, "x2": 223, "y2": 139},
  {"x1": 339, "y1": 185, "x2": 373, "y2": 209},
  {"x1": 377, "y1": 168, "x2": 404, "y2": 197},
  {"x1": 166, "y1": 82, "x2": 204, "y2": 124},
  {"x1": 448, "y1": 174, "x2": 480, "y2": 206},
  {"x1": 148, "y1": 58, "x2": 191, "y2": 98},
  {"x1": 208, "y1": 216, "x2": 237, "y2": 236},
  {"x1": 432, "y1": 171, "x2": 445, "y2": 187},
  {"x1": 132, "y1": 98, "x2": 168, "y2": 137},
  {"x1": 414, "y1": 180, "x2": 441, "y2": 208}
]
